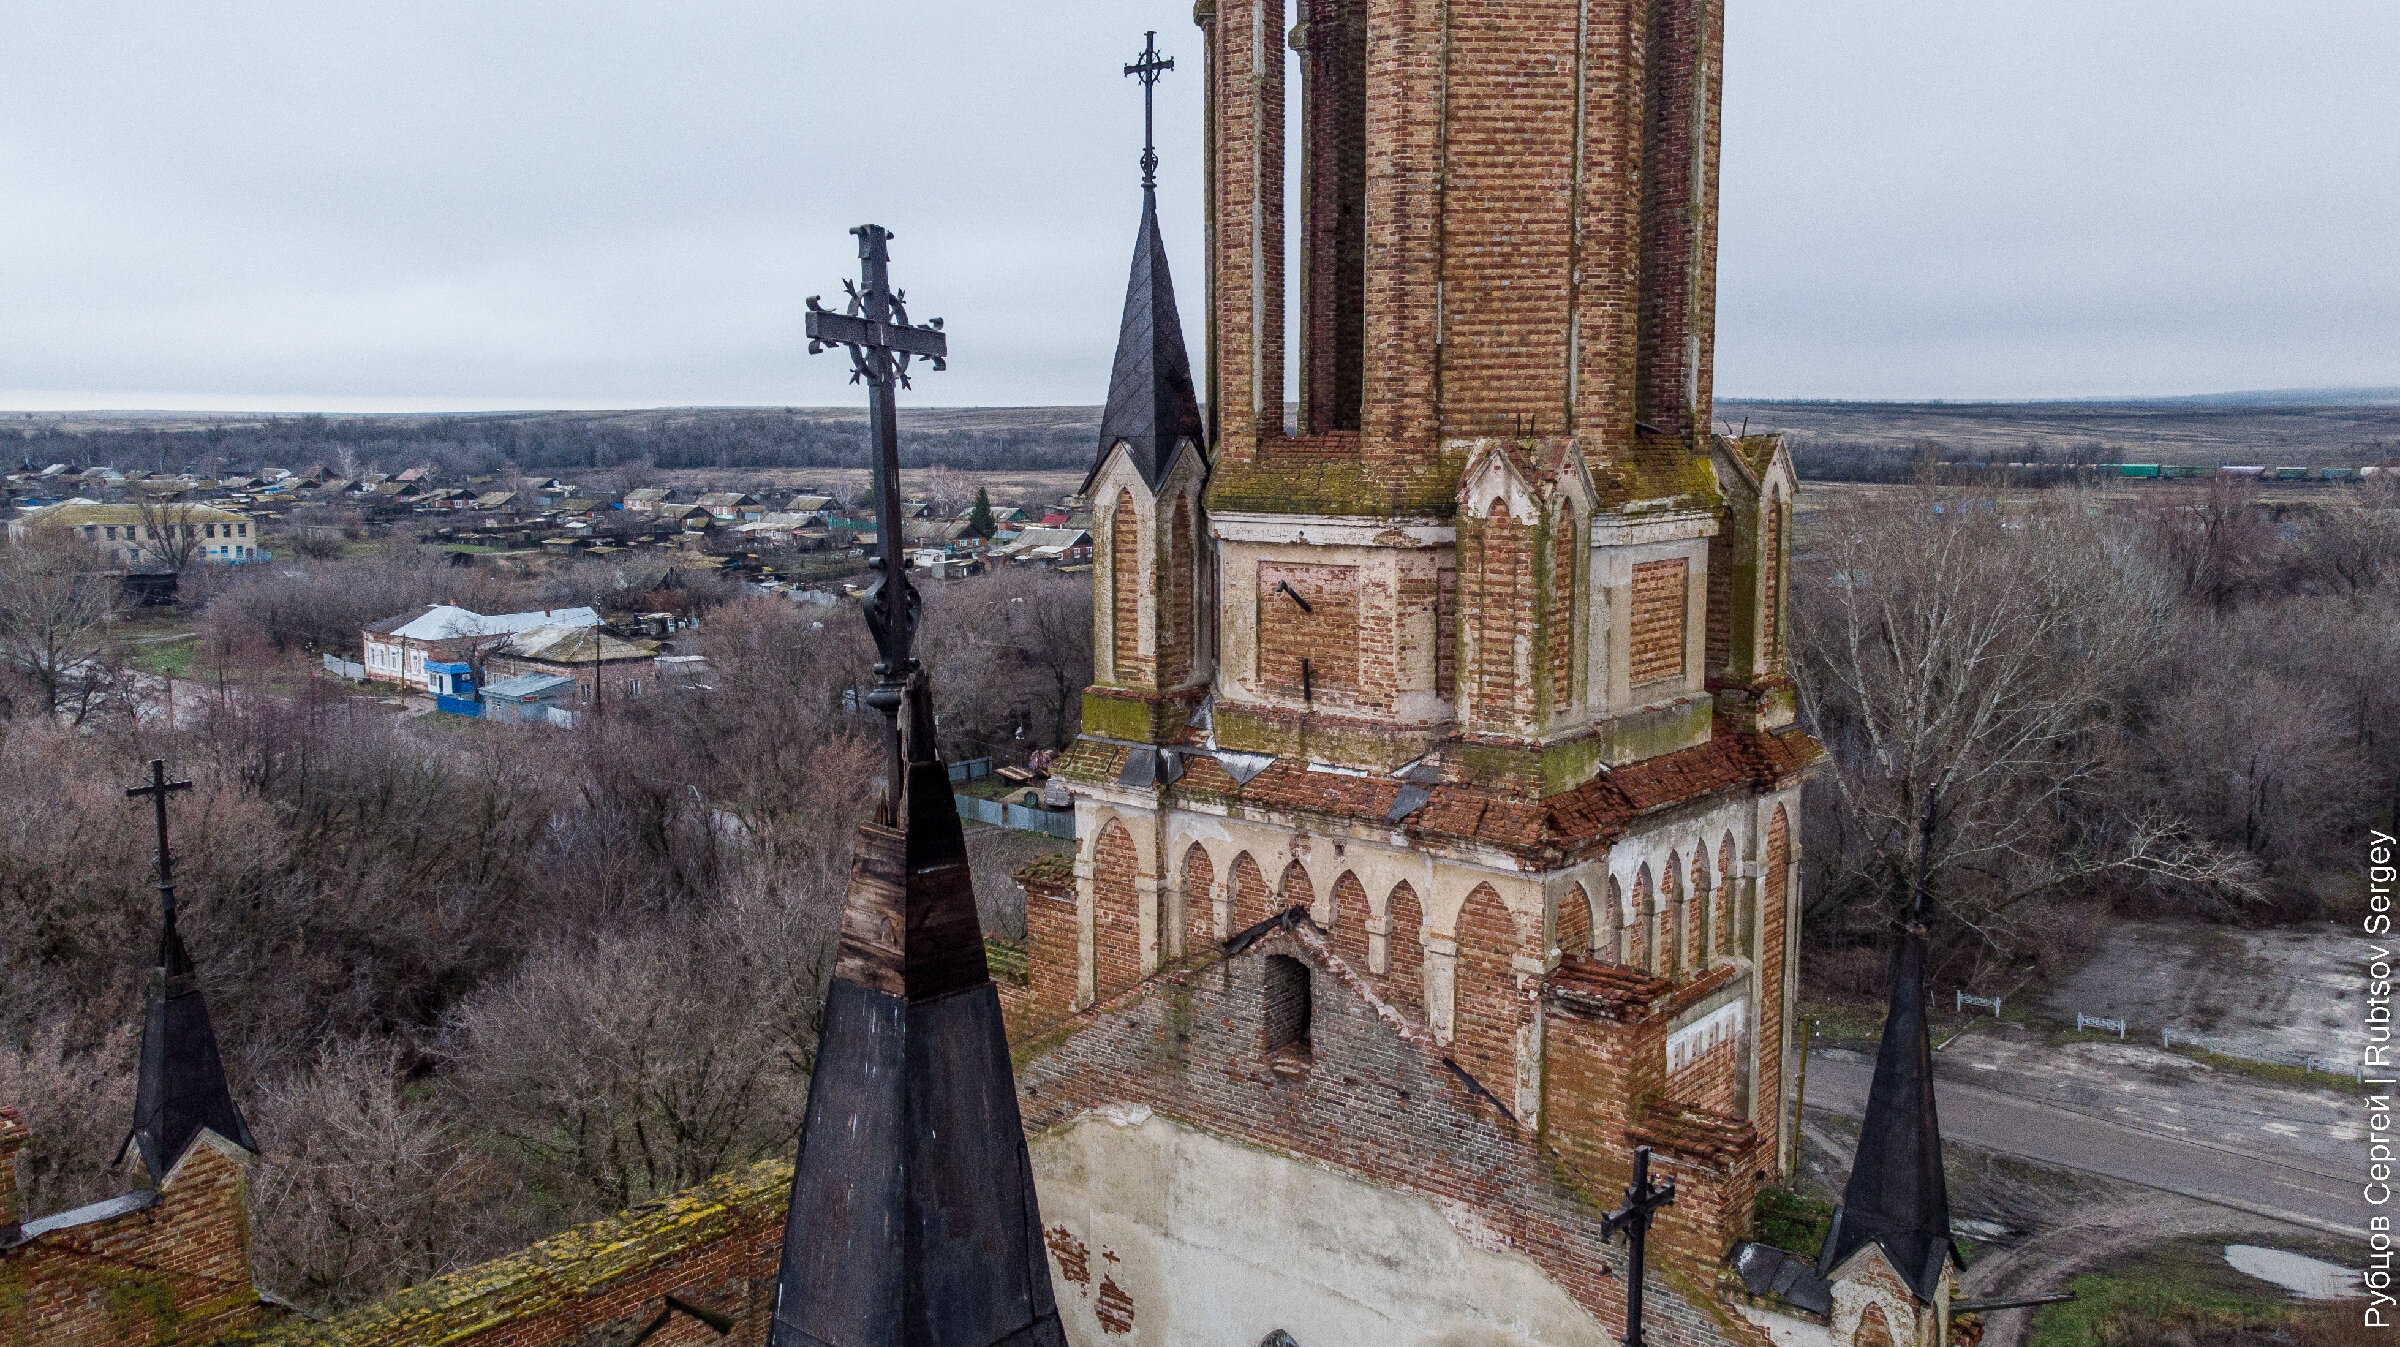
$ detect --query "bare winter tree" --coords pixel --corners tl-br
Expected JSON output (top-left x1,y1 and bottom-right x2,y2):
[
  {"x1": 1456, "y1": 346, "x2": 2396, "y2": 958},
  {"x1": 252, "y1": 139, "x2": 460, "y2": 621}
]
[
  {"x1": 249, "y1": 1040, "x2": 512, "y2": 1312},
  {"x1": 1794, "y1": 486, "x2": 2256, "y2": 966},
  {"x1": 440, "y1": 873, "x2": 834, "y2": 1222},
  {"x1": 133, "y1": 495, "x2": 208, "y2": 572},
  {"x1": 0, "y1": 527, "x2": 128, "y2": 721}
]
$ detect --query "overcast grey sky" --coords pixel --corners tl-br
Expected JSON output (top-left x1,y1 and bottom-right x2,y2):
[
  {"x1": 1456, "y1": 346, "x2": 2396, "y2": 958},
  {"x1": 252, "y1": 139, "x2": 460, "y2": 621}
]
[{"x1": 2, "y1": 2, "x2": 2393, "y2": 411}]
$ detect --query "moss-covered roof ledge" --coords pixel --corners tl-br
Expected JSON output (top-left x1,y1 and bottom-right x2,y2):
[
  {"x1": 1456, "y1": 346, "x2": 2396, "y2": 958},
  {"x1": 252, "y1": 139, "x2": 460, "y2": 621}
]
[{"x1": 231, "y1": 1160, "x2": 793, "y2": 1347}]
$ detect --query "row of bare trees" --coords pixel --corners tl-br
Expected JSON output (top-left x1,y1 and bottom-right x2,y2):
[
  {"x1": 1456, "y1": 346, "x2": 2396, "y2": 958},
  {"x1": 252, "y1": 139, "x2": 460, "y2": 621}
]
[
  {"x1": 0, "y1": 536, "x2": 1092, "y2": 1311},
  {"x1": 1794, "y1": 478, "x2": 2399, "y2": 990}
]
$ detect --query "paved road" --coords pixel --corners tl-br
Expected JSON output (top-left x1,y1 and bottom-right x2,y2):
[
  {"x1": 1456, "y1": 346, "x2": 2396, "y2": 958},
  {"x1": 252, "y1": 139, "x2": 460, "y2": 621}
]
[{"x1": 1805, "y1": 1049, "x2": 2362, "y2": 1234}]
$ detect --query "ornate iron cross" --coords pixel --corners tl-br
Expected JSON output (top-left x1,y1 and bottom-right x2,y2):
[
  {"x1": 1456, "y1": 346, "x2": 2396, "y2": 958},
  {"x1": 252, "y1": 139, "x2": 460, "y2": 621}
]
[
  {"x1": 1601, "y1": 1145, "x2": 1678, "y2": 1347},
  {"x1": 805, "y1": 225, "x2": 948, "y2": 815},
  {"x1": 1125, "y1": 31, "x2": 1173, "y2": 191},
  {"x1": 125, "y1": 758, "x2": 195, "y2": 959}
]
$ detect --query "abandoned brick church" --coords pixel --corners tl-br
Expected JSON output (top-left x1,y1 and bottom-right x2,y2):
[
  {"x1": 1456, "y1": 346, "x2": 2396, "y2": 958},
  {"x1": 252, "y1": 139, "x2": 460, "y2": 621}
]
[{"x1": 3, "y1": 2, "x2": 1972, "y2": 1345}]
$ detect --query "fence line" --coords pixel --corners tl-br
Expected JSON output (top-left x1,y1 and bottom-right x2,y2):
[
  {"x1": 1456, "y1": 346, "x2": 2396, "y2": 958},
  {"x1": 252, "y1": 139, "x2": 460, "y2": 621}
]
[
  {"x1": 2075, "y1": 1011, "x2": 2126, "y2": 1040},
  {"x1": 955, "y1": 793, "x2": 1075, "y2": 840},
  {"x1": 1956, "y1": 991, "x2": 2003, "y2": 1018}
]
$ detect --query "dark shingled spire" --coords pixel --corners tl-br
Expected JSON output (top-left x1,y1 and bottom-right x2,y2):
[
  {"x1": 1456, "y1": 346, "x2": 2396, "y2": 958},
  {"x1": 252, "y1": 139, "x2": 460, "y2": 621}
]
[
  {"x1": 1085, "y1": 185, "x2": 1205, "y2": 495},
  {"x1": 129, "y1": 869, "x2": 257, "y2": 1183},
  {"x1": 769, "y1": 682, "x2": 1065, "y2": 1347},
  {"x1": 1817, "y1": 928, "x2": 1957, "y2": 1301}
]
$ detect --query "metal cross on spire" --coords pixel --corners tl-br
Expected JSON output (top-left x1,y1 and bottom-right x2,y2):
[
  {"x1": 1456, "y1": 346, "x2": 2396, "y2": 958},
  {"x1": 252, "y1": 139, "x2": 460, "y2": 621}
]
[
  {"x1": 1125, "y1": 31, "x2": 1173, "y2": 191},
  {"x1": 1601, "y1": 1145, "x2": 1678, "y2": 1347},
  {"x1": 804, "y1": 225, "x2": 948, "y2": 818},
  {"x1": 126, "y1": 758, "x2": 195, "y2": 971}
]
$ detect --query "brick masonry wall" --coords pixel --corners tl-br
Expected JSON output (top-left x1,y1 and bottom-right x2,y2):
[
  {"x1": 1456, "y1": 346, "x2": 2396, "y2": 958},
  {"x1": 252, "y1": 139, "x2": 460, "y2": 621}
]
[
  {"x1": 1257, "y1": 561, "x2": 1361, "y2": 697},
  {"x1": 1551, "y1": 503, "x2": 1579, "y2": 713},
  {"x1": 1165, "y1": 496, "x2": 1195, "y2": 684},
  {"x1": 1464, "y1": 502, "x2": 1535, "y2": 733},
  {"x1": 1016, "y1": 930, "x2": 1768, "y2": 1347},
  {"x1": 1452, "y1": 884, "x2": 1528, "y2": 1099},
  {"x1": 1760, "y1": 806, "x2": 1790, "y2": 1162},
  {"x1": 4, "y1": 1142, "x2": 271, "y2": 1347},
  {"x1": 1332, "y1": 872, "x2": 1373, "y2": 969},
  {"x1": 1668, "y1": 1035, "x2": 1742, "y2": 1117},
  {"x1": 1231, "y1": 853, "x2": 1272, "y2": 931},
  {"x1": 1026, "y1": 868, "x2": 1082, "y2": 1030},
  {"x1": 1296, "y1": 0, "x2": 1369, "y2": 436},
  {"x1": 1092, "y1": 819, "x2": 1144, "y2": 1000},
  {"x1": 1181, "y1": 844, "x2": 1217, "y2": 953},
  {"x1": 1631, "y1": 557, "x2": 1689, "y2": 687},
  {"x1": 1559, "y1": 882, "x2": 1592, "y2": 956},
  {"x1": 1110, "y1": 491, "x2": 1146, "y2": 685},
  {"x1": 1385, "y1": 881, "x2": 1426, "y2": 1015},
  {"x1": 238, "y1": 1161, "x2": 789, "y2": 1347}
]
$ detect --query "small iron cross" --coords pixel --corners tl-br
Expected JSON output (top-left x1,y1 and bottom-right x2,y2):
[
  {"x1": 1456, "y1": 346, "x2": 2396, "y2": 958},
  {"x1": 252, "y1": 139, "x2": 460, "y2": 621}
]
[
  {"x1": 1125, "y1": 32, "x2": 1174, "y2": 191},
  {"x1": 1601, "y1": 1146, "x2": 1677, "y2": 1347},
  {"x1": 126, "y1": 758, "x2": 194, "y2": 939},
  {"x1": 804, "y1": 226, "x2": 948, "y2": 814}
]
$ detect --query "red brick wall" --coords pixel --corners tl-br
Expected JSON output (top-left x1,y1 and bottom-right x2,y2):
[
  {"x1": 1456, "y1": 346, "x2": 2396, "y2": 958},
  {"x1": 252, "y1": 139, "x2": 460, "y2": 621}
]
[
  {"x1": 1015, "y1": 932, "x2": 1759, "y2": 1347},
  {"x1": 1093, "y1": 819, "x2": 1143, "y2": 1000},
  {"x1": 1558, "y1": 882, "x2": 1591, "y2": 957},
  {"x1": 1761, "y1": 497, "x2": 1784, "y2": 671},
  {"x1": 1165, "y1": 496, "x2": 1194, "y2": 684},
  {"x1": 1629, "y1": 868, "x2": 1652, "y2": 972},
  {"x1": 1760, "y1": 806, "x2": 1790, "y2": 1162},
  {"x1": 1278, "y1": 860, "x2": 1316, "y2": 915},
  {"x1": 1668, "y1": 1034, "x2": 1742, "y2": 1116},
  {"x1": 1705, "y1": 520, "x2": 1734, "y2": 676},
  {"x1": 1181, "y1": 844, "x2": 1217, "y2": 953},
  {"x1": 4, "y1": 1143, "x2": 271, "y2": 1347},
  {"x1": 1434, "y1": 567, "x2": 1458, "y2": 701},
  {"x1": 1466, "y1": 500, "x2": 1534, "y2": 732},
  {"x1": 1021, "y1": 861, "x2": 1080, "y2": 1030},
  {"x1": 1110, "y1": 492, "x2": 1144, "y2": 684},
  {"x1": 1452, "y1": 884, "x2": 1525, "y2": 1098},
  {"x1": 1258, "y1": 562, "x2": 1360, "y2": 699},
  {"x1": 1384, "y1": 881, "x2": 1424, "y2": 1017},
  {"x1": 1550, "y1": 502, "x2": 1578, "y2": 714},
  {"x1": 231, "y1": 1160, "x2": 789, "y2": 1347},
  {"x1": 1331, "y1": 872, "x2": 1372, "y2": 970},
  {"x1": 1605, "y1": 878, "x2": 1627, "y2": 963},
  {"x1": 1296, "y1": 0, "x2": 1368, "y2": 437},
  {"x1": 1630, "y1": 558, "x2": 1689, "y2": 688},
  {"x1": 1719, "y1": 835, "x2": 1737, "y2": 956},
  {"x1": 1230, "y1": 853, "x2": 1272, "y2": 932}
]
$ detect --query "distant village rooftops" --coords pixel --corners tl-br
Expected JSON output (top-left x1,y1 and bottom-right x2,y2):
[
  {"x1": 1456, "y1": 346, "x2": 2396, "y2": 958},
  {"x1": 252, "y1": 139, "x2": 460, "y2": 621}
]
[{"x1": 494, "y1": 624, "x2": 659, "y2": 665}]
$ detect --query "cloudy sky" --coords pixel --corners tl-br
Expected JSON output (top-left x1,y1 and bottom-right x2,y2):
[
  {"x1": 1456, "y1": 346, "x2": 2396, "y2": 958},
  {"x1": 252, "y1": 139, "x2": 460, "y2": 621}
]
[{"x1": 2, "y1": 1, "x2": 2393, "y2": 411}]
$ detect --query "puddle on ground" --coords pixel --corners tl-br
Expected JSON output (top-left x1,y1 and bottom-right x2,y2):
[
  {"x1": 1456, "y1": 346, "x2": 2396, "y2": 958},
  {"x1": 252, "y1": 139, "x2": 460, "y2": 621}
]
[{"x1": 2224, "y1": 1245, "x2": 2357, "y2": 1300}]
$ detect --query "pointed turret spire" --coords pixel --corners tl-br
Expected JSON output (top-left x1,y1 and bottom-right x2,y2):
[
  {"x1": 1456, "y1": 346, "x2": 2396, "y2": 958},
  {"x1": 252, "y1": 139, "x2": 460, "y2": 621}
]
[
  {"x1": 1088, "y1": 33, "x2": 1205, "y2": 494},
  {"x1": 773, "y1": 232, "x2": 1065, "y2": 1347},
  {"x1": 1817, "y1": 927, "x2": 1957, "y2": 1301},
  {"x1": 125, "y1": 759, "x2": 256, "y2": 1182}
]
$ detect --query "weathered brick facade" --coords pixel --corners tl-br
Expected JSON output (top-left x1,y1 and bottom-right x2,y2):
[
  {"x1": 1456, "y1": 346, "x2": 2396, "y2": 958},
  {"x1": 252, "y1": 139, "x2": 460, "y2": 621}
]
[{"x1": 1, "y1": 1124, "x2": 275, "y2": 1347}]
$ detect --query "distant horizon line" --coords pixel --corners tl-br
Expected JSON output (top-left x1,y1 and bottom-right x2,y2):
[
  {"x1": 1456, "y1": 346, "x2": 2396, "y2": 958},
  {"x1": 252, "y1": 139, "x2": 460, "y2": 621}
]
[{"x1": 5, "y1": 384, "x2": 2399, "y2": 419}]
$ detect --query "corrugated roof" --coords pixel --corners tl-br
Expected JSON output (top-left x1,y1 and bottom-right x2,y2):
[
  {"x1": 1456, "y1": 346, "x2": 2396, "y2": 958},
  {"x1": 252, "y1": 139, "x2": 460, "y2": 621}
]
[{"x1": 385, "y1": 604, "x2": 600, "y2": 642}]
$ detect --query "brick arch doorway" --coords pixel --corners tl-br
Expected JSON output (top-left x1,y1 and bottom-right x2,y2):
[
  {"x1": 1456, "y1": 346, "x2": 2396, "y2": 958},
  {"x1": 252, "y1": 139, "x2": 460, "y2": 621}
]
[{"x1": 1230, "y1": 852, "x2": 1272, "y2": 932}]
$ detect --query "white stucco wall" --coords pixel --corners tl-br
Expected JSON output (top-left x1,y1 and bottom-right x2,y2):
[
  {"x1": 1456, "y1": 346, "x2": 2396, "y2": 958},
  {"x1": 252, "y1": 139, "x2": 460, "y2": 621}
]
[{"x1": 1030, "y1": 1110, "x2": 1616, "y2": 1347}]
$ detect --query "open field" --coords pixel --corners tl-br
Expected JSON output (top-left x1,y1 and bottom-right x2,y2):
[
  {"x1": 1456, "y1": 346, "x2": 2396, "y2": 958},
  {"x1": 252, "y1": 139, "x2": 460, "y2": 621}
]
[{"x1": 1721, "y1": 397, "x2": 2400, "y2": 470}]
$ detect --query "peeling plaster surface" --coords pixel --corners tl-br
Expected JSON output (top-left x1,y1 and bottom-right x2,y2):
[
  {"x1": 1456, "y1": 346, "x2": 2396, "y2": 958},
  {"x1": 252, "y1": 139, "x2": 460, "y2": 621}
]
[{"x1": 1030, "y1": 1112, "x2": 1616, "y2": 1347}]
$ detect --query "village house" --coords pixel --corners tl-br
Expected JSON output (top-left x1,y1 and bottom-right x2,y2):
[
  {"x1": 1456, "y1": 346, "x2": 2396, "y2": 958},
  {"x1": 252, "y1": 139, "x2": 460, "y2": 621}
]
[
  {"x1": 992, "y1": 524, "x2": 1092, "y2": 566},
  {"x1": 484, "y1": 623, "x2": 662, "y2": 702},
  {"x1": 693, "y1": 491, "x2": 763, "y2": 521},
  {"x1": 9, "y1": 501, "x2": 259, "y2": 565},
  {"x1": 620, "y1": 486, "x2": 683, "y2": 510},
  {"x1": 360, "y1": 604, "x2": 599, "y2": 692}
]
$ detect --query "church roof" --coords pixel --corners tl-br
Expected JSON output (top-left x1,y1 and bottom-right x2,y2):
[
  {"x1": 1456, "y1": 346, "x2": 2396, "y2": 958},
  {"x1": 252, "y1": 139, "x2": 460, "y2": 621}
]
[
  {"x1": 1086, "y1": 187, "x2": 1205, "y2": 495},
  {"x1": 1818, "y1": 928, "x2": 1958, "y2": 1302},
  {"x1": 130, "y1": 901, "x2": 257, "y2": 1182},
  {"x1": 1062, "y1": 726, "x2": 1822, "y2": 868},
  {"x1": 769, "y1": 689, "x2": 1065, "y2": 1347}
]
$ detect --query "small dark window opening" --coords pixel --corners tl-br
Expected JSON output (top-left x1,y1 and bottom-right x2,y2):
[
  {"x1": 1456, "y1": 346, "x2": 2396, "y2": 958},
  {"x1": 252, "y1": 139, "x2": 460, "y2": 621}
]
[{"x1": 1263, "y1": 954, "x2": 1312, "y2": 1059}]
